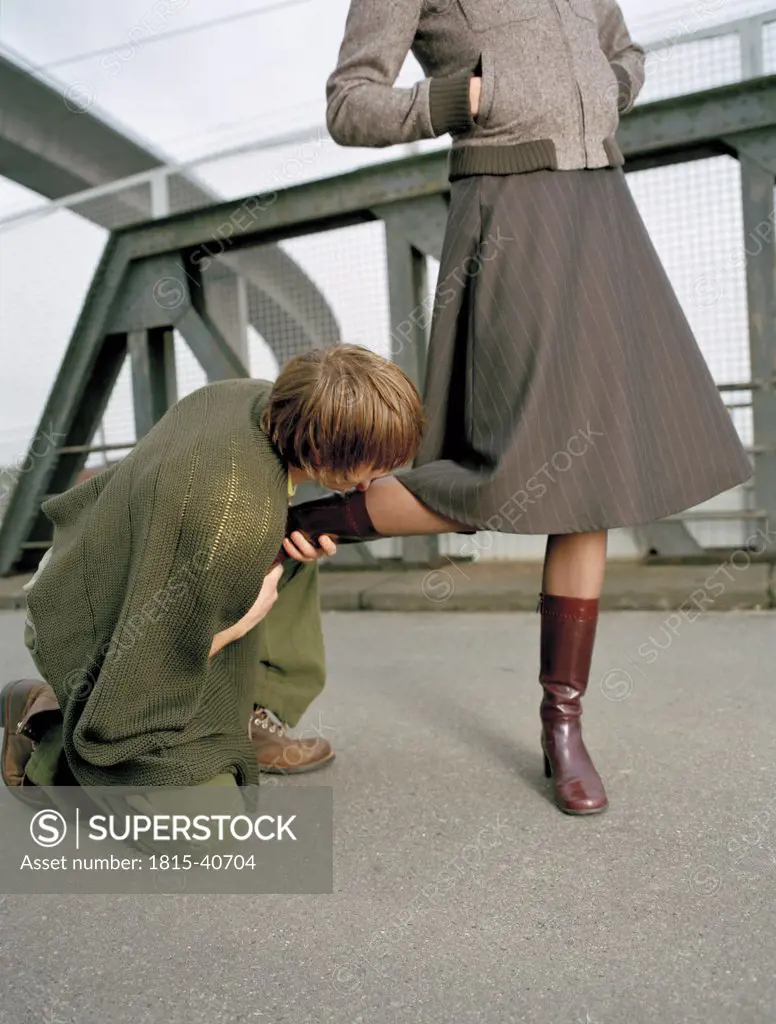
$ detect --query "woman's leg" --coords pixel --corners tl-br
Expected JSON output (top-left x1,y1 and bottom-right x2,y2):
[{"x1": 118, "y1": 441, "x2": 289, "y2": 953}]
[
  {"x1": 363, "y1": 477, "x2": 466, "y2": 535},
  {"x1": 284, "y1": 476, "x2": 469, "y2": 552},
  {"x1": 542, "y1": 531, "x2": 608, "y2": 598},
  {"x1": 538, "y1": 530, "x2": 609, "y2": 815}
]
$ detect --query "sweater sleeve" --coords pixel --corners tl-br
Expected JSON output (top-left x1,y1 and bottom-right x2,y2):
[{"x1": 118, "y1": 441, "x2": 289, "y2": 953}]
[
  {"x1": 326, "y1": 0, "x2": 474, "y2": 147},
  {"x1": 70, "y1": 489, "x2": 283, "y2": 770},
  {"x1": 596, "y1": 0, "x2": 646, "y2": 114}
]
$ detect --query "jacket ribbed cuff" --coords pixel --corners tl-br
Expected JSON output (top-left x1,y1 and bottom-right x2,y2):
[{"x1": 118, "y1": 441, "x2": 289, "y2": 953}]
[
  {"x1": 611, "y1": 63, "x2": 635, "y2": 113},
  {"x1": 429, "y1": 72, "x2": 474, "y2": 137}
]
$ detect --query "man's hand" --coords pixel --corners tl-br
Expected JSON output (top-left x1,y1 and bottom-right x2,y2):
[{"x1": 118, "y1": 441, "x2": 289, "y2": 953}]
[
  {"x1": 282, "y1": 531, "x2": 337, "y2": 564},
  {"x1": 209, "y1": 563, "x2": 284, "y2": 658}
]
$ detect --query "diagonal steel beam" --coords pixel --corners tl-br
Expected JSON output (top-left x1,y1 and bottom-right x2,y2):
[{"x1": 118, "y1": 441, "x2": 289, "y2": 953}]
[{"x1": 0, "y1": 233, "x2": 131, "y2": 573}]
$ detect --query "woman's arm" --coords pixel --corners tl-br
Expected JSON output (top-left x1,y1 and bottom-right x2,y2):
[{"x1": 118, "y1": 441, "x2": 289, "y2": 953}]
[
  {"x1": 209, "y1": 563, "x2": 283, "y2": 659},
  {"x1": 326, "y1": 0, "x2": 474, "y2": 148},
  {"x1": 597, "y1": 0, "x2": 646, "y2": 114}
]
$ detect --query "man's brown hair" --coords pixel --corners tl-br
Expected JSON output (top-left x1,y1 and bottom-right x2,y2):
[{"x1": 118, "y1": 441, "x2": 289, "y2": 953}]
[{"x1": 262, "y1": 345, "x2": 425, "y2": 482}]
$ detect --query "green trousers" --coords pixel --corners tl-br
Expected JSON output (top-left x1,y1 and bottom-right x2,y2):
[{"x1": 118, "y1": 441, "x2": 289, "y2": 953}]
[
  {"x1": 254, "y1": 557, "x2": 326, "y2": 728},
  {"x1": 23, "y1": 557, "x2": 326, "y2": 788}
]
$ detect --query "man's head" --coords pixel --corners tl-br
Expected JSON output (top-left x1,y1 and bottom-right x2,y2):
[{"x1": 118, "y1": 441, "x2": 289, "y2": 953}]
[{"x1": 262, "y1": 345, "x2": 425, "y2": 492}]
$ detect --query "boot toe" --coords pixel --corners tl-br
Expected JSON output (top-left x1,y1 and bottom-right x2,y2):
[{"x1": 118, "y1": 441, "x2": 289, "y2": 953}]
[{"x1": 555, "y1": 778, "x2": 608, "y2": 815}]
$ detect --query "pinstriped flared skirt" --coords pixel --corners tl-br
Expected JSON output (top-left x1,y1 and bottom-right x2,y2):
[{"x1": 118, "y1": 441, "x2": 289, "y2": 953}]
[{"x1": 397, "y1": 168, "x2": 753, "y2": 534}]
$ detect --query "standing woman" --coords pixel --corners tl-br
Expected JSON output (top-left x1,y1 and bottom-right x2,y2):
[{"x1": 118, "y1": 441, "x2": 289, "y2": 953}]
[{"x1": 286, "y1": 0, "x2": 752, "y2": 814}]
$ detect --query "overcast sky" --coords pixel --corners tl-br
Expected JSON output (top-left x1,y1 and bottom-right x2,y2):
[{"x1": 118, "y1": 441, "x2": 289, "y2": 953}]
[{"x1": 0, "y1": 0, "x2": 773, "y2": 465}]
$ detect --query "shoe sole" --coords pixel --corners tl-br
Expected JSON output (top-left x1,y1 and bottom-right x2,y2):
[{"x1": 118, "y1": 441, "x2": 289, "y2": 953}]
[
  {"x1": 557, "y1": 803, "x2": 609, "y2": 816},
  {"x1": 259, "y1": 751, "x2": 336, "y2": 776}
]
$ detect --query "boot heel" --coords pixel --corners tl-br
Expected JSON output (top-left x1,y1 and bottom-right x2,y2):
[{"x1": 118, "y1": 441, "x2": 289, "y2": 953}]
[{"x1": 543, "y1": 750, "x2": 551, "y2": 778}]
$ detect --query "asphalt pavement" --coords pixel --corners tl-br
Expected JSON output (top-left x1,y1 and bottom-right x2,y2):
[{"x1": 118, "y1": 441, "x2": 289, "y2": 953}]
[{"x1": 0, "y1": 606, "x2": 774, "y2": 1024}]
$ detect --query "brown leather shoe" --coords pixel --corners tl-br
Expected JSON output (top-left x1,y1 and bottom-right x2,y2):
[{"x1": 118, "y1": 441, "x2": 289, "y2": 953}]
[
  {"x1": 250, "y1": 708, "x2": 335, "y2": 775},
  {"x1": 1, "y1": 678, "x2": 59, "y2": 806},
  {"x1": 538, "y1": 594, "x2": 608, "y2": 815}
]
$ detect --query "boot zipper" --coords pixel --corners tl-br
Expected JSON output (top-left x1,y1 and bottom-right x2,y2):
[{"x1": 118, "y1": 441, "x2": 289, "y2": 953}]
[{"x1": 552, "y1": 0, "x2": 587, "y2": 163}]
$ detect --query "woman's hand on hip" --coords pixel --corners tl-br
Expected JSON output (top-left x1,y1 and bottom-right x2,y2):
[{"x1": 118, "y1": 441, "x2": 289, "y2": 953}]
[{"x1": 469, "y1": 77, "x2": 481, "y2": 118}]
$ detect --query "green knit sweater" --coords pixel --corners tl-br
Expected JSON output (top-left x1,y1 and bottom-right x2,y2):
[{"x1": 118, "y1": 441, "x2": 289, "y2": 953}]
[{"x1": 26, "y1": 379, "x2": 288, "y2": 788}]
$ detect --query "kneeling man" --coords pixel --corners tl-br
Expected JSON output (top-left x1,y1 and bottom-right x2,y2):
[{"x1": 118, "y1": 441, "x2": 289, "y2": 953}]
[{"x1": 2, "y1": 345, "x2": 423, "y2": 802}]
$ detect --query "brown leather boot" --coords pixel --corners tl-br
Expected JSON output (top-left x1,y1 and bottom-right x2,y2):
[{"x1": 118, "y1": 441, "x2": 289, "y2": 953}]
[
  {"x1": 274, "y1": 490, "x2": 383, "y2": 564},
  {"x1": 538, "y1": 594, "x2": 608, "y2": 815},
  {"x1": 250, "y1": 707, "x2": 335, "y2": 774},
  {"x1": 1, "y1": 678, "x2": 60, "y2": 806}
]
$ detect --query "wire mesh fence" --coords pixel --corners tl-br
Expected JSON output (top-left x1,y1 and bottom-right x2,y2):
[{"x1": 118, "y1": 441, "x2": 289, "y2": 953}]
[
  {"x1": 639, "y1": 33, "x2": 742, "y2": 104},
  {"x1": 94, "y1": 361, "x2": 136, "y2": 470},
  {"x1": 761, "y1": 17, "x2": 776, "y2": 70}
]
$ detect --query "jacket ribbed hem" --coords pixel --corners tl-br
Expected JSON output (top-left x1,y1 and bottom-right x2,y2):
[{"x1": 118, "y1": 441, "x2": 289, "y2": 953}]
[
  {"x1": 429, "y1": 71, "x2": 475, "y2": 136},
  {"x1": 448, "y1": 137, "x2": 624, "y2": 179},
  {"x1": 449, "y1": 140, "x2": 558, "y2": 179}
]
